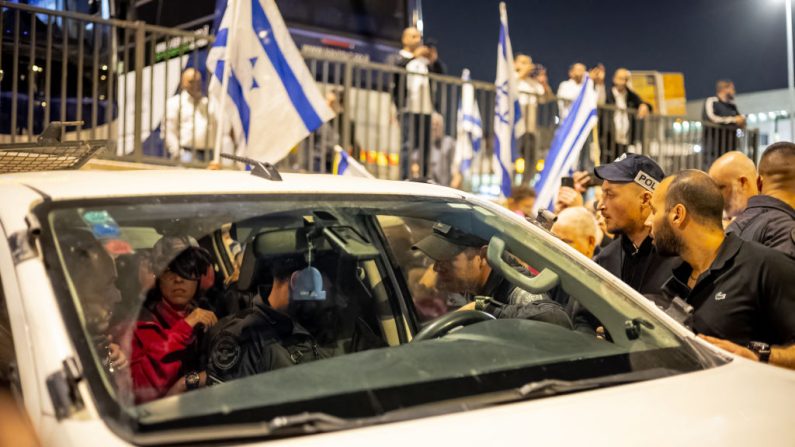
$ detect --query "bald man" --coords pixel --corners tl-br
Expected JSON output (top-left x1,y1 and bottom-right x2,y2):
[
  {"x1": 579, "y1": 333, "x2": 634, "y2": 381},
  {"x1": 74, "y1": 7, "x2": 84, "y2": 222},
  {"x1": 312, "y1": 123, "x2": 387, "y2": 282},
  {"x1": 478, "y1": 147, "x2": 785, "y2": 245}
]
[
  {"x1": 725, "y1": 143, "x2": 795, "y2": 259},
  {"x1": 708, "y1": 151, "x2": 758, "y2": 222},
  {"x1": 164, "y1": 68, "x2": 216, "y2": 162},
  {"x1": 551, "y1": 207, "x2": 598, "y2": 259}
]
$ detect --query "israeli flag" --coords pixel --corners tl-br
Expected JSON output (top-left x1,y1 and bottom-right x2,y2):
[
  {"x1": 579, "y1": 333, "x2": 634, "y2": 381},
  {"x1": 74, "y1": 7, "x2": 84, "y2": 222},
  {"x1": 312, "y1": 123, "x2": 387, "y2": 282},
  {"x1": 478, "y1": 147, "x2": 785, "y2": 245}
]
[
  {"x1": 333, "y1": 145, "x2": 374, "y2": 178},
  {"x1": 453, "y1": 69, "x2": 483, "y2": 176},
  {"x1": 207, "y1": 0, "x2": 334, "y2": 163},
  {"x1": 493, "y1": 2, "x2": 525, "y2": 198},
  {"x1": 533, "y1": 74, "x2": 598, "y2": 212}
]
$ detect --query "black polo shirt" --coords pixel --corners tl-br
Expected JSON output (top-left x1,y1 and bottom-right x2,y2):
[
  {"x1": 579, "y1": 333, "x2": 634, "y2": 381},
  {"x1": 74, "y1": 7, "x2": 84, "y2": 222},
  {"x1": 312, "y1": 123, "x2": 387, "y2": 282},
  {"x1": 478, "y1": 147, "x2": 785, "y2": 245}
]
[{"x1": 661, "y1": 233, "x2": 795, "y2": 346}]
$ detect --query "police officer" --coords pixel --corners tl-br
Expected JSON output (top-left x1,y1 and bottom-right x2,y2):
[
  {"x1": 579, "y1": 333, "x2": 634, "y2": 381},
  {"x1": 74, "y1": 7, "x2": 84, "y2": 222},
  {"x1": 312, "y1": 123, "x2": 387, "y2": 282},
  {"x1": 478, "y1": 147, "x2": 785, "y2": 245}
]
[
  {"x1": 725, "y1": 142, "x2": 795, "y2": 259},
  {"x1": 571, "y1": 154, "x2": 680, "y2": 333},
  {"x1": 205, "y1": 256, "x2": 328, "y2": 384},
  {"x1": 411, "y1": 223, "x2": 572, "y2": 328},
  {"x1": 647, "y1": 170, "x2": 795, "y2": 369}
]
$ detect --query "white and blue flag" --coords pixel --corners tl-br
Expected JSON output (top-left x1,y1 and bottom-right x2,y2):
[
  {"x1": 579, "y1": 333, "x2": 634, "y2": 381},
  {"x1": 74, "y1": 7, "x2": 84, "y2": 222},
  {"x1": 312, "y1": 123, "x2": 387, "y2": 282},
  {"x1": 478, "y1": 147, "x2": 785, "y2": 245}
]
[
  {"x1": 533, "y1": 74, "x2": 598, "y2": 212},
  {"x1": 493, "y1": 2, "x2": 524, "y2": 198},
  {"x1": 453, "y1": 69, "x2": 483, "y2": 177},
  {"x1": 207, "y1": 0, "x2": 334, "y2": 162},
  {"x1": 332, "y1": 145, "x2": 374, "y2": 178}
]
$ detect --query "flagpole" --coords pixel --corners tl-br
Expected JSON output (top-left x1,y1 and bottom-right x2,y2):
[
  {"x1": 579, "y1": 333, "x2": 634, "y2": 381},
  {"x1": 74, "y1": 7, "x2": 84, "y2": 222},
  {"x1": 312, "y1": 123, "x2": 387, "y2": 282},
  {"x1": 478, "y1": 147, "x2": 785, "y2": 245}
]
[{"x1": 213, "y1": 0, "x2": 240, "y2": 165}]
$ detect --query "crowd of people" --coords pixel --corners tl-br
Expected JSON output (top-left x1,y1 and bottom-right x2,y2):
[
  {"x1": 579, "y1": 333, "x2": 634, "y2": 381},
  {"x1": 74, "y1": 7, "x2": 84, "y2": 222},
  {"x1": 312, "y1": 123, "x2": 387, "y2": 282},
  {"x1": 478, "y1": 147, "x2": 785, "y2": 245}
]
[{"x1": 502, "y1": 143, "x2": 795, "y2": 368}]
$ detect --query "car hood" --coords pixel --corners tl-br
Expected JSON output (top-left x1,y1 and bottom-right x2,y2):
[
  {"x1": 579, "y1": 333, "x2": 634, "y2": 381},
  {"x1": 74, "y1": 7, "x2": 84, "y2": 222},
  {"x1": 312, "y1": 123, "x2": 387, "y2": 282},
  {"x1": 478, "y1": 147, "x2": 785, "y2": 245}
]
[{"x1": 262, "y1": 358, "x2": 795, "y2": 447}]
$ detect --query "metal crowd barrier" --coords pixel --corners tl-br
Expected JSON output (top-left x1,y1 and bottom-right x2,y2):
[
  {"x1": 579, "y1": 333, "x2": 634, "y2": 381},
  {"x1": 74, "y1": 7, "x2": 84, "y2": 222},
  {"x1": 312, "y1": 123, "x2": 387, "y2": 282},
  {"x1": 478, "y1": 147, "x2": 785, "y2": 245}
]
[{"x1": 0, "y1": 0, "x2": 760, "y2": 189}]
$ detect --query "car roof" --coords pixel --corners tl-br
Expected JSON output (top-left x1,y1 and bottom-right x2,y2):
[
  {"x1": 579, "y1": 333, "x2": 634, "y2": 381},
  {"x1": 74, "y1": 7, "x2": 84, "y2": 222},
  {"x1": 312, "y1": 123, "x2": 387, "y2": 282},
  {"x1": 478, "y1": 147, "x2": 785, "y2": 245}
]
[{"x1": 0, "y1": 169, "x2": 465, "y2": 201}]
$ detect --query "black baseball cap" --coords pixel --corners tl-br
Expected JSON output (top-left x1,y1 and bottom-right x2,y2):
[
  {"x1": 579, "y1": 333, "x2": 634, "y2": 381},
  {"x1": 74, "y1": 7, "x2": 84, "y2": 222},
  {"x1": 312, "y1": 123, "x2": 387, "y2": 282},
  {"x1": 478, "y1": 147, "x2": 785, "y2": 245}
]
[
  {"x1": 411, "y1": 223, "x2": 488, "y2": 261},
  {"x1": 594, "y1": 153, "x2": 665, "y2": 192}
]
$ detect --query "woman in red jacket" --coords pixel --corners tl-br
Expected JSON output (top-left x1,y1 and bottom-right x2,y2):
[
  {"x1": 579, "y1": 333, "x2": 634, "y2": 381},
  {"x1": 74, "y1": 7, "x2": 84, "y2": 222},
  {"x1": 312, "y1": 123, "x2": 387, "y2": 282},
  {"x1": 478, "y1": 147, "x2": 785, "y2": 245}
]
[{"x1": 130, "y1": 236, "x2": 218, "y2": 404}]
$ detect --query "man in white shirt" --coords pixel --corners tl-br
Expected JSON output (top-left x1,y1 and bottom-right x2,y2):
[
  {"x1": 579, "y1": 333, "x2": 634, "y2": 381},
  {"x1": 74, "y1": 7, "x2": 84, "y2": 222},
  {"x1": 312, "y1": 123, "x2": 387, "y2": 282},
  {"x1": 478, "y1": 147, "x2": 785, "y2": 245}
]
[
  {"x1": 556, "y1": 63, "x2": 586, "y2": 120},
  {"x1": 515, "y1": 54, "x2": 549, "y2": 176},
  {"x1": 164, "y1": 68, "x2": 216, "y2": 162},
  {"x1": 392, "y1": 27, "x2": 433, "y2": 179}
]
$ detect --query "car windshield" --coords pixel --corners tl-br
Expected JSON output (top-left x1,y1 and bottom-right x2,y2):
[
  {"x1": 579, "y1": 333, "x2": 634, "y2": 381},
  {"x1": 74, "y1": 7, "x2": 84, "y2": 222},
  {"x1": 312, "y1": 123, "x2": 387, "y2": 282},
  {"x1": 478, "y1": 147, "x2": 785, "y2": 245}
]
[{"x1": 42, "y1": 194, "x2": 708, "y2": 439}]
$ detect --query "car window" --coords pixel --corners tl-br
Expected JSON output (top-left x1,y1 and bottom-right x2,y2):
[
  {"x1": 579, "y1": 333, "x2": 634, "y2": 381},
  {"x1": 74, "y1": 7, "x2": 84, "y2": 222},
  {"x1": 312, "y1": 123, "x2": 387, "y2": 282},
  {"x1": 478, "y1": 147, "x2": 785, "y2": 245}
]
[{"x1": 40, "y1": 194, "x2": 708, "y2": 441}]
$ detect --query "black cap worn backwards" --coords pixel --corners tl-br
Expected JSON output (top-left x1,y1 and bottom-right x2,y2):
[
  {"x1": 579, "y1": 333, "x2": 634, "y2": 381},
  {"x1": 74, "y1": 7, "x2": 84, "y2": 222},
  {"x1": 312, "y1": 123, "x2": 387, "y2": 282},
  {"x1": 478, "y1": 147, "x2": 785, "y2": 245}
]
[
  {"x1": 594, "y1": 153, "x2": 665, "y2": 192},
  {"x1": 411, "y1": 223, "x2": 488, "y2": 261}
]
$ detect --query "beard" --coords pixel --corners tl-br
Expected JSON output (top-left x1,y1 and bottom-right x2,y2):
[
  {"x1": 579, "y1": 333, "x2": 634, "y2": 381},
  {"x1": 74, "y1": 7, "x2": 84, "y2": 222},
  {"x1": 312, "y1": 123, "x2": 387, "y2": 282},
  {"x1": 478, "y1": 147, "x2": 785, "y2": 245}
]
[{"x1": 653, "y1": 219, "x2": 684, "y2": 257}]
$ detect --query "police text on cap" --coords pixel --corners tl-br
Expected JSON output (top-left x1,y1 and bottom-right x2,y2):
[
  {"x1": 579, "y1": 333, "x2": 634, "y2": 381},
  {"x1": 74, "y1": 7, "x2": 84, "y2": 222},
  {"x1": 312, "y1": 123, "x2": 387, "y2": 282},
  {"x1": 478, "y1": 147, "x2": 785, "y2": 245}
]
[{"x1": 634, "y1": 171, "x2": 659, "y2": 192}]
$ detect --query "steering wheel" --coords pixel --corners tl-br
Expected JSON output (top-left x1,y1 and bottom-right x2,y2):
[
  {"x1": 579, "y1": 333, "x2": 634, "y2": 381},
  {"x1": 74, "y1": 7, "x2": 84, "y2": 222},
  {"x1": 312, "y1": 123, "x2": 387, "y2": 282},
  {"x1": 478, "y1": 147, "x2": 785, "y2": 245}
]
[{"x1": 412, "y1": 310, "x2": 495, "y2": 342}]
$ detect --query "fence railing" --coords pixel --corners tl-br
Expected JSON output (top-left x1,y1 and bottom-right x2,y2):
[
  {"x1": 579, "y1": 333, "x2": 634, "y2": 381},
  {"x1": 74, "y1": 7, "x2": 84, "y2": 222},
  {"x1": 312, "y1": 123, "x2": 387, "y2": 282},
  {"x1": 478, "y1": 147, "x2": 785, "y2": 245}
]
[{"x1": 1, "y1": 1, "x2": 760, "y2": 192}]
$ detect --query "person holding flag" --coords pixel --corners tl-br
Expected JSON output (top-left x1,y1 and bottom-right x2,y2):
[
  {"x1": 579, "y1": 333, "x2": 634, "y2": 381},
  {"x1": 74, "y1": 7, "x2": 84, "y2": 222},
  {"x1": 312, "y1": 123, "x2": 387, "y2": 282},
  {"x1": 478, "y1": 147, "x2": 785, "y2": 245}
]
[
  {"x1": 492, "y1": 2, "x2": 525, "y2": 199},
  {"x1": 532, "y1": 71, "x2": 599, "y2": 214},
  {"x1": 206, "y1": 0, "x2": 334, "y2": 165}
]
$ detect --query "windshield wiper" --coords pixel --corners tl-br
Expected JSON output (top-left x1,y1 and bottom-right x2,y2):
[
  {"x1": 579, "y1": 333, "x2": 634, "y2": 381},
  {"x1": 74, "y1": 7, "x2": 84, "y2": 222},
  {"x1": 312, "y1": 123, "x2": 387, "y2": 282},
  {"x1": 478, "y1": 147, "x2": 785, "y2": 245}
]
[{"x1": 265, "y1": 411, "x2": 357, "y2": 435}]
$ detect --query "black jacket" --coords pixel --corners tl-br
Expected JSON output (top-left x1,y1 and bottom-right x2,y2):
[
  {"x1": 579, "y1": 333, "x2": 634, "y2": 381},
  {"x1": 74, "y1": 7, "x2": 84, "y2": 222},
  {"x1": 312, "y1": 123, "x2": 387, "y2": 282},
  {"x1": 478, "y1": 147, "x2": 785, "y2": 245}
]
[
  {"x1": 702, "y1": 96, "x2": 741, "y2": 154},
  {"x1": 571, "y1": 235, "x2": 681, "y2": 333},
  {"x1": 726, "y1": 195, "x2": 795, "y2": 260},
  {"x1": 599, "y1": 87, "x2": 650, "y2": 151},
  {"x1": 205, "y1": 298, "x2": 327, "y2": 384}
]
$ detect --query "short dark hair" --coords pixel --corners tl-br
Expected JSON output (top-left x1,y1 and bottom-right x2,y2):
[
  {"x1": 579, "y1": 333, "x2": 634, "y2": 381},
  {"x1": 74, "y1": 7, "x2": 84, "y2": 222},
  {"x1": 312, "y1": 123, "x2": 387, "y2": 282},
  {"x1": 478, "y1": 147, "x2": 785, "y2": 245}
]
[
  {"x1": 510, "y1": 184, "x2": 536, "y2": 201},
  {"x1": 715, "y1": 79, "x2": 734, "y2": 93},
  {"x1": 759, "y1": 141, "x2": 795, "y2": 177},
  {"x1": 665, "y1": 170, "x2": 724, "y2": 229},
  {"x1": 271, "y1": 256, "x2": 307, "y2": 281}
]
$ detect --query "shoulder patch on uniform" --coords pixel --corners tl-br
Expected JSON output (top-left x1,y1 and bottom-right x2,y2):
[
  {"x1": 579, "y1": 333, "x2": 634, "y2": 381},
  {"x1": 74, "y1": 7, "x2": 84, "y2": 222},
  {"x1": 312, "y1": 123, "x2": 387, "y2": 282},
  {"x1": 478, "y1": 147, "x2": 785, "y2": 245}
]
[{"x1": 211, "y1": 335, "x2": 241, "y2": 372}]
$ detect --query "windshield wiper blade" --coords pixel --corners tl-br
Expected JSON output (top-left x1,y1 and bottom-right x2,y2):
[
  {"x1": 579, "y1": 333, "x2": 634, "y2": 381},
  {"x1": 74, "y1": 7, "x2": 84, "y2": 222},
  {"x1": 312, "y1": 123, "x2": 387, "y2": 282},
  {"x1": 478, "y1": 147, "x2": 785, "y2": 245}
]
[
  {"x1": 515, "y1": 368, "x2": 678, "y2": 401},
  {"x1": 265, "y1": 411, "x2": 357, "y2": 435}
]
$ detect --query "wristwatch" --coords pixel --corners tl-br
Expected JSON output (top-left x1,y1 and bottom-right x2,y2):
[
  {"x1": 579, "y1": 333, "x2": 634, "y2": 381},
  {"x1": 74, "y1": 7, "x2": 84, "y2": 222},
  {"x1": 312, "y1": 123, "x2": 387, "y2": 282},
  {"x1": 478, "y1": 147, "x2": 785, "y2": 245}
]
[
  {"x1": 185, "y1": 371, "x2": 201, "y2": 390},
  {"x1": 747, "y1": 341, "x2": 771, "y2": 363}
]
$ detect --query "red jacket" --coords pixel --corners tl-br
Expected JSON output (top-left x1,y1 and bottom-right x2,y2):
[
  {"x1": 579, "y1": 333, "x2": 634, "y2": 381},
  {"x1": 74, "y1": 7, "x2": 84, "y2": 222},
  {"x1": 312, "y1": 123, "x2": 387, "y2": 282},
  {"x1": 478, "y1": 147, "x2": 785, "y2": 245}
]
[{"x1": 130, "y1": 300, "x2": 197, "y2": 404}]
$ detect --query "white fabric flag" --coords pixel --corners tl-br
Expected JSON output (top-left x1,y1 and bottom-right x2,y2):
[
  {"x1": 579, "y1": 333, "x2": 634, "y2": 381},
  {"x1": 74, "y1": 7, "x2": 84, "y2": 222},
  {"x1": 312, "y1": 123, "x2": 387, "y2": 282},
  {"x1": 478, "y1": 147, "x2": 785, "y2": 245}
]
[
  {"x1": 207, "y1": 0, "x2": 334, "y2": 163},
  {"x1": 492, "y1": 2, "x2": 525, "y2": 197},
  {"x1": 453, "y1": 69, "x2": 483, "y2": 177}
]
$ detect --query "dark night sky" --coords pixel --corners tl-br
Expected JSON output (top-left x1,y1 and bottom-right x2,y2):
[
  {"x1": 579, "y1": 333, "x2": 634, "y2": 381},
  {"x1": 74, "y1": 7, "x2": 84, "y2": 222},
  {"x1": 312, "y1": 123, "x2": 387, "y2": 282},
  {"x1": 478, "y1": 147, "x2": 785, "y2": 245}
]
[{"x1": 422, "y1": 0, "x2": 791, "y2": 99}]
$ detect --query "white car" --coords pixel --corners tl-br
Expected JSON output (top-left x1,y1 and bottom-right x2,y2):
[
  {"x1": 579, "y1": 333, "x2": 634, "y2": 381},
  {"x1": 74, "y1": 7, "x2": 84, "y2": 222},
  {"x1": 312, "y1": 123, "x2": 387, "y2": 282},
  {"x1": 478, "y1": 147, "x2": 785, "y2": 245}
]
[{"x1": 0, "y1": 168, "x2": 793, "y2": 446}]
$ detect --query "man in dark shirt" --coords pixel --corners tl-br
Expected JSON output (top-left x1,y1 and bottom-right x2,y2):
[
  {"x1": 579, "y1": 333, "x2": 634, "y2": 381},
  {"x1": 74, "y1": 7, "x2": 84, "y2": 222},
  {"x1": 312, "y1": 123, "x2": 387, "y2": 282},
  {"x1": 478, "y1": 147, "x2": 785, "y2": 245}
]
[
  {"x1": 647, "y1": 170, "x2": 795, "y2": 369},
  {"x1": 725, "y1": 142, "x2": 795, "y2": 259},
  {"x1": 571, "y1": 153, "x2": 680, "y2": 333},
  {"x1": 702, "y1": 80, "x2": 745, "y2": 161},
  {"x1": 205, "y1": 257, "x2": 328, "y2": 383},
  {"x1": 411, "y1": 223, "x2": 572, "y2": 329}
]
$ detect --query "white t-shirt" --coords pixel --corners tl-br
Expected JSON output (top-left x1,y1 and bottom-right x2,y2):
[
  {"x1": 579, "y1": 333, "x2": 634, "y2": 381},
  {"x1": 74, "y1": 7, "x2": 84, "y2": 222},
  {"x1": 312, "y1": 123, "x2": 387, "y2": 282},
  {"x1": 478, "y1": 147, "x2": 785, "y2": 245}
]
[
  {"x1": 164, "y1": 90, "x2": 216, "y2": 156},
  {"x1": 405, "y1": 57, "x2": 433, "y2": 115}
]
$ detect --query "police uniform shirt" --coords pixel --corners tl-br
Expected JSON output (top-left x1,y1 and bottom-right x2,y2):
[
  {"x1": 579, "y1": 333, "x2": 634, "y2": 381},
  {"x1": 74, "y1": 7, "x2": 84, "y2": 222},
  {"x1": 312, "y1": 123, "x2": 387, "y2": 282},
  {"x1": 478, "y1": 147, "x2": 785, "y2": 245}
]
[{"x1": 661, "y1": 233, "x2": 795, "y2": 346}]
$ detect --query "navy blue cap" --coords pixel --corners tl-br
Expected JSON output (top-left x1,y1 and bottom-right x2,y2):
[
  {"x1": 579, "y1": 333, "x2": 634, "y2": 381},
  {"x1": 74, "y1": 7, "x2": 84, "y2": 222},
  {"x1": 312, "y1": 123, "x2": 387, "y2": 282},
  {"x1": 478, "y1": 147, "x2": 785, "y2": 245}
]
[{"x1": 594, "y1": 153, "x2": 665, "y2": 192}]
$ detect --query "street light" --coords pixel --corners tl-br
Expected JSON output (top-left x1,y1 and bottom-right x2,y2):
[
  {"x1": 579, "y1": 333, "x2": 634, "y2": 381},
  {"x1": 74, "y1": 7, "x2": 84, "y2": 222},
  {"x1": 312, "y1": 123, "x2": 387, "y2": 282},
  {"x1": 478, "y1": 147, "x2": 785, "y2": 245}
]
[{"x1": 786, "y1": 0, "x2": 795, "y2": 140}]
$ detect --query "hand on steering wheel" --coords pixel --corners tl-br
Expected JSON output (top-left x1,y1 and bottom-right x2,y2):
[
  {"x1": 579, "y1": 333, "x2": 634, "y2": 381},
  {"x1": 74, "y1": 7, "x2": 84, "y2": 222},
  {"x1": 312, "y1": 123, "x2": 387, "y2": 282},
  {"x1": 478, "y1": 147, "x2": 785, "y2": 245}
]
[{"x1": 412, "y1": 310, "x2": 495, "y2": 342}]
